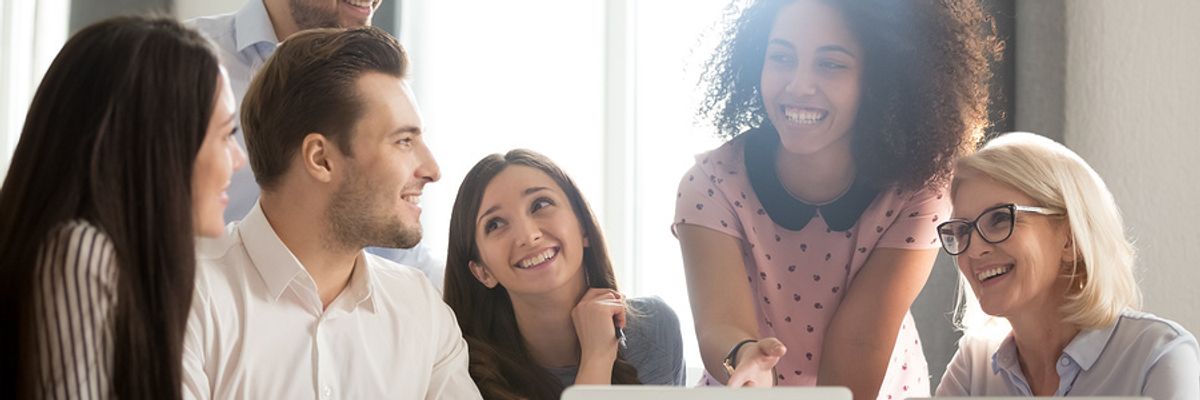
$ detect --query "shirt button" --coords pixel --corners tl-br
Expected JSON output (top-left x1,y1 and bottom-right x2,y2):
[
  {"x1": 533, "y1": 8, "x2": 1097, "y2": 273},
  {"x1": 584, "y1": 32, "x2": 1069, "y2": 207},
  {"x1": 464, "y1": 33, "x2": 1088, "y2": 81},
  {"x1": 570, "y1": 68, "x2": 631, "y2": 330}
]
[
  {"x1": 1059, "y1": 357, "x2": 1070, "y2": 366},
  {"x1": 322, "y1": 386, "x2": 332, "y2": 399}
]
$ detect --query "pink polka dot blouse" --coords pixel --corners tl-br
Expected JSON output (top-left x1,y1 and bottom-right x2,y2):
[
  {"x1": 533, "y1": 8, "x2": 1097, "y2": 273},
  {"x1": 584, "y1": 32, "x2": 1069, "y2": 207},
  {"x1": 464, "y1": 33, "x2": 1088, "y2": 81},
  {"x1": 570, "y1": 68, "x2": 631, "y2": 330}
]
[{"x1": 673, "y1": 131, "x2": 948, "y2": 399}]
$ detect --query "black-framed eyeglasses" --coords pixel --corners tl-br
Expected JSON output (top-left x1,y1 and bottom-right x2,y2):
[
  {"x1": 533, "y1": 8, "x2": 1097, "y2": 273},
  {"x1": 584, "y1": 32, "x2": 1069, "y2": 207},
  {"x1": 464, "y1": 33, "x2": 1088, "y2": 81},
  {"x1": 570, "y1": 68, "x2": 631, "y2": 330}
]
[{"x1": 936, "y1": 203, "x2": 1063, "y2": 256}]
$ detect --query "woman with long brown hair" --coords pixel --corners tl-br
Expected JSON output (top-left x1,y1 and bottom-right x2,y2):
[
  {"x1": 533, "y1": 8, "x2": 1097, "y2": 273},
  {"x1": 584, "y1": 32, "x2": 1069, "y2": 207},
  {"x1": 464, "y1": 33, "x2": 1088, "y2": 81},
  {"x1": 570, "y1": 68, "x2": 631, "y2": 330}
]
[
  {"x1": 0, "y1": 15, "x2": 245, "y2": 399},
  {"x1": 444, "y1": 149, "x2": 684, "y2": 399}
]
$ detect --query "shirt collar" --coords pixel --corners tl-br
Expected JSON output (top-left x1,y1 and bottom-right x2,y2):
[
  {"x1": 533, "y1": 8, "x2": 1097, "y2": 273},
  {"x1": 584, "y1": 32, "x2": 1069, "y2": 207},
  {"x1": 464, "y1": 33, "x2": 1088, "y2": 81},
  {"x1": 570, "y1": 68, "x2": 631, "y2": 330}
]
[
  {"x1": 991, "y1": 333, "x2": 1021, "y2": 375},
  {"x1": 990, "y1": 318, "x2": 1120, "y2": 376},
  {"x1": 1062, "y1": 318, "x2": 1121, "y2": 371},
  {"x1": 345, "y1": 253, "x2": 380, "y2": 313},
  {"x1": 236, "y1": 203, "x2": 378, "y2": 313},
  {"x1": 234, "y1": 0, "x2": 279, "y2": 54},
  {"x1": 743, "y1": 126, "x2": 878, "y2": 231},
  {"x1": 237, "y1": 202, "x2": 307, "y2": 301}
]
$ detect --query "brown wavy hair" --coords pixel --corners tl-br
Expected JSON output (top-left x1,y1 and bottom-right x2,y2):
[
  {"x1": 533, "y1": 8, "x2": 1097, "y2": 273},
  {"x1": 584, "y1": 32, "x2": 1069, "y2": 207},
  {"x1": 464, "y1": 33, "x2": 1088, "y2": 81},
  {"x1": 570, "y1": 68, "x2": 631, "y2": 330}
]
[
  {"x1": 444, "y1": 149, "x2": 640, "y2": 399},
  {"x1": 699, "y1": 0, "x2": 1002, "y2": 190}
]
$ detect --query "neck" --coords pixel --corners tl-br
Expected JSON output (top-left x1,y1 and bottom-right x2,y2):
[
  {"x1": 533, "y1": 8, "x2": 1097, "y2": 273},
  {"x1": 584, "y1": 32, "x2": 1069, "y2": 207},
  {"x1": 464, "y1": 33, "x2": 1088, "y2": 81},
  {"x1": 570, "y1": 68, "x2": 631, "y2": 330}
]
[
  {"x1": 263, "y1": 0, "x2": 299, "y2": 41},
  {"x1": 774, "y1": 135, "x2": 855, "y2": 204},
  {"x1": 510, "y1": 281, "x2": 588, "y2": 369},
  {"x1": 1006, "y1": 292, "x2": 1080, "y2": 395},
  {"x1": 261, "y1": 191, "x2": 358, "y2": 309}
]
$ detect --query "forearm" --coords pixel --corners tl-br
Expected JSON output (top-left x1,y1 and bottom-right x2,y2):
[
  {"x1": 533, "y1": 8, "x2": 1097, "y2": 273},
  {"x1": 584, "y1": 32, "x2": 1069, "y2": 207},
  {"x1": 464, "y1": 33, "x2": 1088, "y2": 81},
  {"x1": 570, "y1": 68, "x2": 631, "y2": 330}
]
[
  {"x1": 574, "y1": 356, "x2": 615, "y2": 385},
  {"x1": 698, "y1": 324, "x2": 760, "y2": 384},
  {"x1": 817, "y1": 327, "x2": 898, "y2": 400}
]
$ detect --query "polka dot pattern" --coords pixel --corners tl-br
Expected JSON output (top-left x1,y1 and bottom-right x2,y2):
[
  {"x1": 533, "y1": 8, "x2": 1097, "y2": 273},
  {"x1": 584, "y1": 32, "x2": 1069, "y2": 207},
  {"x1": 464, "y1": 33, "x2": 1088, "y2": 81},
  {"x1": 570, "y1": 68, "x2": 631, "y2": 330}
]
[{"x1": 673, "y1": 139, "x2": 947, "y2": 397}]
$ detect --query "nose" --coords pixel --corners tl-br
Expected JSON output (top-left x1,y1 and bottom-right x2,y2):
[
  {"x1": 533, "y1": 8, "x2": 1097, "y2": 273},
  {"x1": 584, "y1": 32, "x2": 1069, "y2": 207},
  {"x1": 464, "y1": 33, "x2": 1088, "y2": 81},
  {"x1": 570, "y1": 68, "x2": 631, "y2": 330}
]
[
  {"x1": 513, "y1": 216, "x2": 542, "y2": 248},
  {"x1": 229, "y1": 139, "x2": 247, "y2": 171},
  {"x1": 964, "y1": 227, "x2": 993, "y2": 259},
  {"x1": 784, "y1": 66, "x2": 818, "y2": 97},
  {"x1": 416, "y1": 141, "x2": 441, "y2": 184}
]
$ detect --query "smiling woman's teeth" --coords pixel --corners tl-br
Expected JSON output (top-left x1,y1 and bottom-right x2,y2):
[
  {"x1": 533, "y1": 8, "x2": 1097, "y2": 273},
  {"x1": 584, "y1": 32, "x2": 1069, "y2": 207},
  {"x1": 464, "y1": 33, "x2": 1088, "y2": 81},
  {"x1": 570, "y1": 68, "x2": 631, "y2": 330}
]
[
  {"x1": 342, "y1": 0, "x2": 373, "y2": 8},
  {"x1": 784, "y1": 107, "x2": 827, "y2": 125},
  {"x1": 976, "y1": 264, "x2": 1013, "y2": 282},
  {"x1": 518, "y1": 248, "x2": 557, "y2": 269}
]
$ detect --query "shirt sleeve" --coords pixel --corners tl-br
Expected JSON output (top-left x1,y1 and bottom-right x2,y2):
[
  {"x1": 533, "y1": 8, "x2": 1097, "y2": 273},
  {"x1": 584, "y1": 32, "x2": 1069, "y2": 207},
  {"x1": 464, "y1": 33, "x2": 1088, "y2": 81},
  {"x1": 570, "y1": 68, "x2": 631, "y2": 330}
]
[
  {"x1": 1142, "y1": 334, "x2": 1200, "y2": 400},
  {"x1": 181, "y1": 272, "x2": 213, "y2": 400},
  {"x1": 623, "y1": 297, "x2": 686, "y2": 386},
  {"x1": 878, "y1": 185, "x2": 951, "y2": 250},
  {"x1": 425, "y1": 279, "x2": 483, "y2": 399},
  {"x1": 35, "y1": 223, "x2": 117, "y2": 400},
  {"x1": 672, "y1": 162, "x2": 743, "y2": 239}
]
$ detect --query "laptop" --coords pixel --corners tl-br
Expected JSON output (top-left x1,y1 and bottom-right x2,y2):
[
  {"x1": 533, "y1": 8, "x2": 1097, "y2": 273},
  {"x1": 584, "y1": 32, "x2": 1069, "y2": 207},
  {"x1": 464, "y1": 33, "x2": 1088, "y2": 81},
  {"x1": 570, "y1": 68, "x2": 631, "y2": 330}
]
[
  {"x1": 562, "y1": 385, "x2": 852, "y2": 400},
  {"x1": 914, "y1": 397, "x2": 1149, "y2": 399}
]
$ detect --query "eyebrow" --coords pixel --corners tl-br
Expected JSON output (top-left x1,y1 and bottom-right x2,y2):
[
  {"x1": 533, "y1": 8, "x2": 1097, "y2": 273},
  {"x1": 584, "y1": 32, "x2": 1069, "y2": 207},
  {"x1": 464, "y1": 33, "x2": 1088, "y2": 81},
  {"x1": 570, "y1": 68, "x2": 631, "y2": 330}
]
[
  {"x1": 476, "y1": 186, "x2": 552, "y2": 225},
  {"x1": 767, "y1": 39, "x2": 857, "y2": 59},
  {"x1": 388, "y1": 125, "x2": 422, "y2": 137},
  {"x1": 952, "y1": 202, "x2": 1012, "y2": 219}
]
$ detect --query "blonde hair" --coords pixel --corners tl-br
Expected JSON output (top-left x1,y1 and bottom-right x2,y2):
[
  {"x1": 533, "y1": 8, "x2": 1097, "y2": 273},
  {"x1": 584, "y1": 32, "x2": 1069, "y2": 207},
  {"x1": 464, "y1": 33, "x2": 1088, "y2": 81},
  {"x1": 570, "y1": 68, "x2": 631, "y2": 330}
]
[{"x1": 951, "y1": 132, "x2": 1141, "y2": 330}]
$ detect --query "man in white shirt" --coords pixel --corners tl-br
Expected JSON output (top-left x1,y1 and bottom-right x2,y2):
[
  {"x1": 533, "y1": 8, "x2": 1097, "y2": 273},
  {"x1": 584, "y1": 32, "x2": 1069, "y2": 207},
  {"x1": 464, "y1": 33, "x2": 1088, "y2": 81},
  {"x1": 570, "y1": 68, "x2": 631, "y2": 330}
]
[
  {"x1": 182, "y1": 27, "x2": 481, "y2": 399},
  {"x1": 188, "y1": 0, "x2": 444, "y2": 288}
]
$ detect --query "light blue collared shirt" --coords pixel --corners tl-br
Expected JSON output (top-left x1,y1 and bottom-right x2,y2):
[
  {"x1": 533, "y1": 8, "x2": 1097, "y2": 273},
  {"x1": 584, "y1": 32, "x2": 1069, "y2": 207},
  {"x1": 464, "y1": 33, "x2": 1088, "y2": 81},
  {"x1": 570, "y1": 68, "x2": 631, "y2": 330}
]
[
  {"x1": 937, "y1": 310, "x2": 1200, "y2": 399},
  {"x1": 186, "y1": 2, "x2": 445, "y2": 289},
  {"x1": 187, "y1": 0, "x2": 281, "y2": 224}
]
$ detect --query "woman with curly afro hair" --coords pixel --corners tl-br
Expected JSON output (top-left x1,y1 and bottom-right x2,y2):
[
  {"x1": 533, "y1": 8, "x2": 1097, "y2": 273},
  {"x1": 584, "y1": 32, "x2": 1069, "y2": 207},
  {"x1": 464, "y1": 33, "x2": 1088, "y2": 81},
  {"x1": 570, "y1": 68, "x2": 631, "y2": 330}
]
[{"x1": 671, "y1": 0, "x2": 1000, "y2": 398}]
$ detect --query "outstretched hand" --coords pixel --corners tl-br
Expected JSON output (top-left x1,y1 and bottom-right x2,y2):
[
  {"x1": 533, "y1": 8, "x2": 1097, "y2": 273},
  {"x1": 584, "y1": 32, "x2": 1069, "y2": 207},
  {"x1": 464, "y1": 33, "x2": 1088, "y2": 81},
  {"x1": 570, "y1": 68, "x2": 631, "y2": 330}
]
[{"x1": 728, "y1": 337, "x2": 787, "y2": 387}]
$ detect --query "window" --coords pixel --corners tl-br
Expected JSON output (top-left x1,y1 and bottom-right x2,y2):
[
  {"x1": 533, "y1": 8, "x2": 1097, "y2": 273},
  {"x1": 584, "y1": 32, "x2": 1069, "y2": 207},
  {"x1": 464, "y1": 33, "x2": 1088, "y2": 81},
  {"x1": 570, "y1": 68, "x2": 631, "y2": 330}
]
[
  {"x1": 404, "y1": 0, "x2": 732, "y2": 381},
  {"x1": 0, "y1": 0, "x2": 69, "y2": 178}
]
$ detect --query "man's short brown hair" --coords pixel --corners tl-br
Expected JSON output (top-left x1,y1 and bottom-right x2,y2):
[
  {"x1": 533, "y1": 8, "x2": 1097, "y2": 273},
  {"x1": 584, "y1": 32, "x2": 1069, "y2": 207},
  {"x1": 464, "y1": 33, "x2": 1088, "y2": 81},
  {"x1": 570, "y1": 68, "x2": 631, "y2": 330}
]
[{"x1": 241, "y1": 27, "x2": 408, "y2": 190}]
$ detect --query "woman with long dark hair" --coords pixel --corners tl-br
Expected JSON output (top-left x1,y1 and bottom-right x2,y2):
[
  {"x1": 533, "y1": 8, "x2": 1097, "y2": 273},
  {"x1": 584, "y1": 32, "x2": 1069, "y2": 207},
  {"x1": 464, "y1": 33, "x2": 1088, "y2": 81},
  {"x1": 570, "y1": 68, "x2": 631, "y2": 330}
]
[
  {"x1": 0, "y1": 15, "x2": 245, "y2": 399},
  {"x1": 444, "y1": 150, "x2": 685, "y2": 399}
]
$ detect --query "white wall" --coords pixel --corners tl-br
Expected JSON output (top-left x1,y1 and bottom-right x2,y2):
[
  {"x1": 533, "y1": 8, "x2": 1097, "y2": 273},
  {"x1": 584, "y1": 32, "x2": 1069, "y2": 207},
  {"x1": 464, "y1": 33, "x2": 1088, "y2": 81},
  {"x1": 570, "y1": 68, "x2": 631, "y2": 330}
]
[{"x1": 1063, "y1": 0, "x2": 1200, "y2": 334}]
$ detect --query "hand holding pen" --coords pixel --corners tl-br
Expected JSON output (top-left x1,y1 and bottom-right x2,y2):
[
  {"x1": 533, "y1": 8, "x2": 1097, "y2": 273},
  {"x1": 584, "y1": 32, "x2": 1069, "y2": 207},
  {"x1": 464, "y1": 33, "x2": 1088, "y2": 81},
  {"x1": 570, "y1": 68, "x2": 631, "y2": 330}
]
[{"x1": 571, "y1": 288, "x2": 628, "y2": 366}]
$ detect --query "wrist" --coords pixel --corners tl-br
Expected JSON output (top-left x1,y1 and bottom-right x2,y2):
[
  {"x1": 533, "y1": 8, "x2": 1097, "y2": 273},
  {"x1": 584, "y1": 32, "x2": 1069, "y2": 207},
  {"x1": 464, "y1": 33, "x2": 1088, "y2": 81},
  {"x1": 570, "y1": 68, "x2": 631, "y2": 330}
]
[{"x1": 722, "y1": 339, "x2": 758, "y2": 378}]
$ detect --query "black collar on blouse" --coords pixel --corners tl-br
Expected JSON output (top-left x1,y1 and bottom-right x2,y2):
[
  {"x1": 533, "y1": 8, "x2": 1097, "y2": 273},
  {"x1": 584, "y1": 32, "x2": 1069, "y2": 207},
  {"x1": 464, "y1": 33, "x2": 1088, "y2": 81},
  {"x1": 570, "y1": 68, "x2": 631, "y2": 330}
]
[{"x1": 743, "y1": 126, "x2": 878, "y2": 232}]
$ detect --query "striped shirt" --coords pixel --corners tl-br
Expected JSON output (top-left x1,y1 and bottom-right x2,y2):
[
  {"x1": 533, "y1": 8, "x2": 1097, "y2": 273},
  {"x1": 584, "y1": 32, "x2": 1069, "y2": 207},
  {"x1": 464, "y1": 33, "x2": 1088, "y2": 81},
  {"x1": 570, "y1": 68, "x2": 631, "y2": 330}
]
[{"x1": 34, "y1": 220, "x2": 117, "y2": 400}]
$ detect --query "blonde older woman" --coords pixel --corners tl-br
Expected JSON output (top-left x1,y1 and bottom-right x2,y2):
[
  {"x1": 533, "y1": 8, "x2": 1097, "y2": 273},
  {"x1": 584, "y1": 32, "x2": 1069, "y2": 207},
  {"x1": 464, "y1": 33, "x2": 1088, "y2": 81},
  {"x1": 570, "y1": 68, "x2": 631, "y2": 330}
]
[{"x1": 935, "y1": 132, "x2": 1199, "y2": 398}]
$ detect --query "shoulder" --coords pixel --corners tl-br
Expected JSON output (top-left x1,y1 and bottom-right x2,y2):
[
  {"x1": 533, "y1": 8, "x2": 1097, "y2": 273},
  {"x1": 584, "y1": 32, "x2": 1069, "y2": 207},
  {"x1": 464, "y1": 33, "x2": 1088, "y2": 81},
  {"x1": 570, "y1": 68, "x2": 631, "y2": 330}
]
[
  {"x1": 625, "y1": 296, "x2": 683, "y2": 347},
  {"x1": 47, "y1": 219, "x2": 113, "y2": 250},
  {"x1": 628, "y1": 296, "x2": 679, "y2": 322},
  {"x1": 623, "y1": 296, "x2": 686, "y2": 384},
  {"x1": 954, "y1": 331, "x2": 1007, "y2": 363},
  {"x1": 1112, "y1": 310, "x2": 1199, "y2": 355},
  {"x1": 184, "y1": 11, "x2": 236, "y2": 41},
  {"x1": 40, "y1": 220, "x2": 116, "y2": 274},
  {"x1": 679, "y1": 139, "x2": 746, "y2": 183},
  {"x1": 367, "y1": 255, "x2": 444, "y2": 305}
]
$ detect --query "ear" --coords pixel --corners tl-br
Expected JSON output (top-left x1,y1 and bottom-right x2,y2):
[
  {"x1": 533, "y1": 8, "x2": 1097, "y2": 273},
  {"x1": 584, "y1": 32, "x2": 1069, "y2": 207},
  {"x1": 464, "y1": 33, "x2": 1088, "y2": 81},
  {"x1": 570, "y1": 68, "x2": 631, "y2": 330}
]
[
  {"x1": 583, "y1": 235, "x2": 590, "y2": 248},
  {"x1": 468, "y1": 260, "x2": 499, "y2": 289},
  {"x1": 1060, "y1": 233, "x2": 1078, "y2": 264},
  {"x1": 301, "y1": 133, "x2": 335, "y2": 183}
]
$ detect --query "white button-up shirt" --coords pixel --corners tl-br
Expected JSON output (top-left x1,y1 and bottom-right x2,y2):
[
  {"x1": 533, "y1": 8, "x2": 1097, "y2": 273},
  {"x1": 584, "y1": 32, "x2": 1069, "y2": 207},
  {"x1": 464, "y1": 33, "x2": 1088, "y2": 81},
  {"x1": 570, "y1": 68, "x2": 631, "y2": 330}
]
[{"x1": 182, "y1": 204, "x2": 481, "y2": 399}]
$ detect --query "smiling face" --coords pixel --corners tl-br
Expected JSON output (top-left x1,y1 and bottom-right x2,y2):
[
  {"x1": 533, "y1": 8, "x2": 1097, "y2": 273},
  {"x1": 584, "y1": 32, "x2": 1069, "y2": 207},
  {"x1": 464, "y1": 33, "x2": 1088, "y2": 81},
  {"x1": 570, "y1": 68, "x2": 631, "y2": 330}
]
[
  {"x1": 759, "y1": 0, "x2": 863, "y2": 157},
  {"x1": 470, "y1": 165, "x2": 588, "y2": 297},
  {"x1": 951, "y1": 171, "x2": 1075, "y2": 318},
  {"x1": 191, "y1": 72, "x2": 246, "y2": 237},
  {"x1": 289, "y1": 0, "x2": 381, "y2": 30},
  {"x1": 326, "y1": 72, "x2": 439, "y2": 249}
]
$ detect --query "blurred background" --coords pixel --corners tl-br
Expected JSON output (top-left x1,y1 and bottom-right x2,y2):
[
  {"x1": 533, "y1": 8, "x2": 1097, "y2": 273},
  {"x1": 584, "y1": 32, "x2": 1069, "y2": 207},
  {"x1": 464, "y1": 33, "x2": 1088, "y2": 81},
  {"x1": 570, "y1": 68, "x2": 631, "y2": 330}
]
[{"x1": 2, "y1": 0, "x2": 1197, "y2": 388}]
